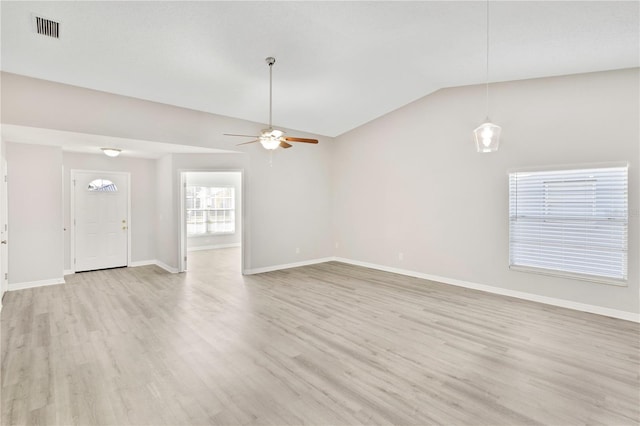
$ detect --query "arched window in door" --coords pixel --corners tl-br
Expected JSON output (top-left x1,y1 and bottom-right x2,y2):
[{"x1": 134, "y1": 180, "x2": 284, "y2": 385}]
[{"x1": 88, "y1": 179, "x2": 118, "y2": 192}]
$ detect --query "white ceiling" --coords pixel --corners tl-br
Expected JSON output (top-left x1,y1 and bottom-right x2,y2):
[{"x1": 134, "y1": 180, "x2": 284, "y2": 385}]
[{"x1": 1, "y1": 1, "x2": 638, "y2": 138}]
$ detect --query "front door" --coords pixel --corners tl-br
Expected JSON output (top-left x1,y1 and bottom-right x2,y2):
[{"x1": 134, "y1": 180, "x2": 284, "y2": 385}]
[{"x1": 73, "y1": 171, "x2": 128, "y2": 272}]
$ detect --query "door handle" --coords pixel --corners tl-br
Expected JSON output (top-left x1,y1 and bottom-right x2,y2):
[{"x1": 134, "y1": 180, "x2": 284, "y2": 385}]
[{"x1": 1, "y1": 240, "x2": 6, "y2": 244}]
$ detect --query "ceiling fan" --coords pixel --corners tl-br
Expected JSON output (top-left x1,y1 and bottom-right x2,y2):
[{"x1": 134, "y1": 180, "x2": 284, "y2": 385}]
[{"x1": 224, "y1": 57, "x2": 319, "y2": 150}]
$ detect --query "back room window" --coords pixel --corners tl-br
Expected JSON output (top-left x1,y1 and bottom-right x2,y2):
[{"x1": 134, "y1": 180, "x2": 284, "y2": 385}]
[{"x1": 186, "y1": 186, "x2": 235, "y2": 236}]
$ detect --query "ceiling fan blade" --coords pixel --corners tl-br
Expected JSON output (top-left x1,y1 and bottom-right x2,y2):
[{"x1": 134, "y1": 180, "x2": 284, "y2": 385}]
[
  {"x1": 279, "y1": 141, "x2": 292, "y2": 149},
  {"x1": 236, "y1": 140, "x2": 259, "y2": 146},
  {"x1": 224, "y1": 133, "x2": 260, "y2": 138},
  {"x1": 284, "y1": 136, "x2": 319, "y2": 144}
]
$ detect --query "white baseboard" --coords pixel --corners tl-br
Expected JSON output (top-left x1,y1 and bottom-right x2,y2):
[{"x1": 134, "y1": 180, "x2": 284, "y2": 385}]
[
  {"x1": 65, "y1": 261, "x2": 157, "y2": 274},
  {"x1": 129, "y1": 259, "x2": 179, "y2": 273},
  {"x1": 244, "y1": 257, "x2": 335, "y2": 275},
  {"x1": 65, "y1": 261, "x2": 166, "y2": 274},
  {"x1": 8, "y1": 277, "x2": 65, "y2": 291},
  {"x1": 188, "y1": 243, "x2": 240, "y2": 252},
  {"x1": 155, "y1": 260, "x2": 179, "y2": 274},
  {"x1": 14, "y1": 262, "x2": 180, "y2": 292},
  {"x1": 129, "y1": 259, "x2": 158, "y2": 268},
  {"x1": 333, "y1": 257, "x2": 639, "y2": 323}
]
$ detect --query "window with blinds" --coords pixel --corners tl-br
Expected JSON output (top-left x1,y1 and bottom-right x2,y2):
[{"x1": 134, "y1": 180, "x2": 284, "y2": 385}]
[{"x1": 509, "y1": 165, "x2": 628, "y2": 283}]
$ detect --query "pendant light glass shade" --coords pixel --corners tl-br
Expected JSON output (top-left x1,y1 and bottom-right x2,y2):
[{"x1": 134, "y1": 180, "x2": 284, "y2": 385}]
[{"x1": 474, "y1": 120, "x2": 501, "y2": 153}]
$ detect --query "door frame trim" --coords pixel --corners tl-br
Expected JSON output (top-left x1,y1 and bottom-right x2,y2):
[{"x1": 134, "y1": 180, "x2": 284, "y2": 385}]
[
  {"x1": 0, "y1": 158, "x2": 7, "y2": 300},
  {"x1": 70, "y1": 170, "x2": 131, "y2": 273}
]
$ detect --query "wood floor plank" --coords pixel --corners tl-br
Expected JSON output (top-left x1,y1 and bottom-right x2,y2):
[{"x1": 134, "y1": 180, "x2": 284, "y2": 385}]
[{"x1": 2, "y1": 247, "x2": 639, "y2": 425}]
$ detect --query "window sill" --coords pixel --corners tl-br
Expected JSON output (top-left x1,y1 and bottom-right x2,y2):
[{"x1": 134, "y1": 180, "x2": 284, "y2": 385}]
[
  {"x1": 187, "y1": 232, "x2": 236, "y2": 238},
  {"x1": 509, "y1": 265, "x2": 628, "y2": 287}
]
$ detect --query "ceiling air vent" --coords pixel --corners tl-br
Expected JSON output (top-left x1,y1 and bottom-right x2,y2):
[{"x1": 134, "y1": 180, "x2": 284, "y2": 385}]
[{"x1": 34, "y1": 15, "x2": 60, "y2": 38}]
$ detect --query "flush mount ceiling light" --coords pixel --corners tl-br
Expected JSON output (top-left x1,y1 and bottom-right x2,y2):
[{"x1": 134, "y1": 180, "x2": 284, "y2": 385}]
[
  {"x1": 474, "y1": 0, "x2": 501, "y2": 153},
  {"x1": 101, "y1": 148, "x2": 121, "y2": 157},
  {"x1": 224, "y1": 57, "x2": 319, "y2": 150}
]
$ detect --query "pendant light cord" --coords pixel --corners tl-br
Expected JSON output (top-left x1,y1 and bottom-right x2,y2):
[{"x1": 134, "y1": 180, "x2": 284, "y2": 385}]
[{"x1": 485, "y1": 0, "x2": 490, "y2": 120}]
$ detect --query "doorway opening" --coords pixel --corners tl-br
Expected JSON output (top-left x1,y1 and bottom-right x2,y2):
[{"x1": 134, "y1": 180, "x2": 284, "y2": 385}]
[{"x1": 179, "y1": 171, "x2": 243, "y2": 274}]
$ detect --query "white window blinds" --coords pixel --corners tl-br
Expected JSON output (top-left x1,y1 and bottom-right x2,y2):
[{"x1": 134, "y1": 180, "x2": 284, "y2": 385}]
[{"x1": 509, "y1": 166, "x2": 628, "y2": 282}]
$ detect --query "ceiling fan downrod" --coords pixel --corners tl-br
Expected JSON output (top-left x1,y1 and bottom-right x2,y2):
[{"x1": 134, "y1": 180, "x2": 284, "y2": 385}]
[
  {"x1": 266, "y1": 57, "x2": 276, "y2": 129},
  {"x1": 223, "y1": 56, "x2": 319, "y2": 151}
]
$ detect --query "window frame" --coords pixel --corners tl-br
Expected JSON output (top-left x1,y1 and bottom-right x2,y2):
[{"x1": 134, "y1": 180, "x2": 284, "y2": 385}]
[
  {"x1": 508, "y1": 163, "x2": 629, "y2": 286},
  {"x1": 186, "y1": 186, "x2": 236, "y2": 237}
]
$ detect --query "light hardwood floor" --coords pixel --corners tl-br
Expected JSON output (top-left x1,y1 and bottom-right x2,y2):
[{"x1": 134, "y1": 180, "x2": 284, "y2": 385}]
[{"x1": 2, "y1": 248, "x2": 639, "y2": 425}]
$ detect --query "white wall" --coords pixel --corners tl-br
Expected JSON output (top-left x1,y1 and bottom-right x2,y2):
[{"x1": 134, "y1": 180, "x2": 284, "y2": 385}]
[
  {"x1": 62, "y1": 152, "x2": 156, "y2": 270},
  {"x1": 5, "y1": 142, "x2": 64, "y2": 287},
  {"x1": 333, "y1": 68, "x2": 639, "y2": 315},
  {"x1": 186, "y1": 171, "x2": 242, "y2": 250}
]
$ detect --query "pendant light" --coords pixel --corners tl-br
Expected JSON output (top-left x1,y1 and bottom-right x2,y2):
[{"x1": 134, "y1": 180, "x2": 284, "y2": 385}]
[{"x1": 474, "y1": 0, "x2": 501, "y2": 153}]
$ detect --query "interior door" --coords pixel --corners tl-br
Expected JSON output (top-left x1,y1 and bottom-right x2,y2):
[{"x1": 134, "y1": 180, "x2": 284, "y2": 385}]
[{"x1": 73, "y1": 171, "x2": 128, "y2": 272}]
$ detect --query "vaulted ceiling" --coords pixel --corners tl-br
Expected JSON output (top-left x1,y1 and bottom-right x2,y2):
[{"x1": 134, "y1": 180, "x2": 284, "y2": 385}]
[{"x1": 2, "y1": 1, "x2": 638, "y2": 137}]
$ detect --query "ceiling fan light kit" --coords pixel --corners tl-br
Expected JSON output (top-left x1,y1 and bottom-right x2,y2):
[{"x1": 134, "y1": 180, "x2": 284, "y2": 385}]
[
  {"x1": 474, "y1": 0, "x2": 501, "y2": 153},
  {"x1": 225, "y1": 57, "x2": 319, "y2": 151},
  {"x1": 260, "y1": 128, "x2": 284, "y2": 150}
]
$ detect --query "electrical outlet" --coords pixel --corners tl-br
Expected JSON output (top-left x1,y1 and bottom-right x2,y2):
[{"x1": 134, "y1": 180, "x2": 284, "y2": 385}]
[
  {"x1": 630, "y1": 208, "x2": 640, "y2": 218},
  {"x1": 398, "y1": 252, "x2": 404, "y2": 261},
  {"x1": 335, "y1": 242, "x2": 340, "y2": 249},
  {"x1": 296, "y1": 247, "x2": 300, "y2": 254}
]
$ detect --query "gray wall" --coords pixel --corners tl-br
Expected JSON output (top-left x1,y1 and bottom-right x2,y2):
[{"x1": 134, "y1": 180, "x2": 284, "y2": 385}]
[
  {"x1": 333, "y1": 68, "x2": 639, "y2": 315},
  {"x1": 170, "y1": 151, "x2": 333, "y2": 270},
  {"x1": 5, "y1": 142, "x2": 63, "y2": 286},
  {"x1": 155, "y1": 154, "x2": 175, "y2": 270}
]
